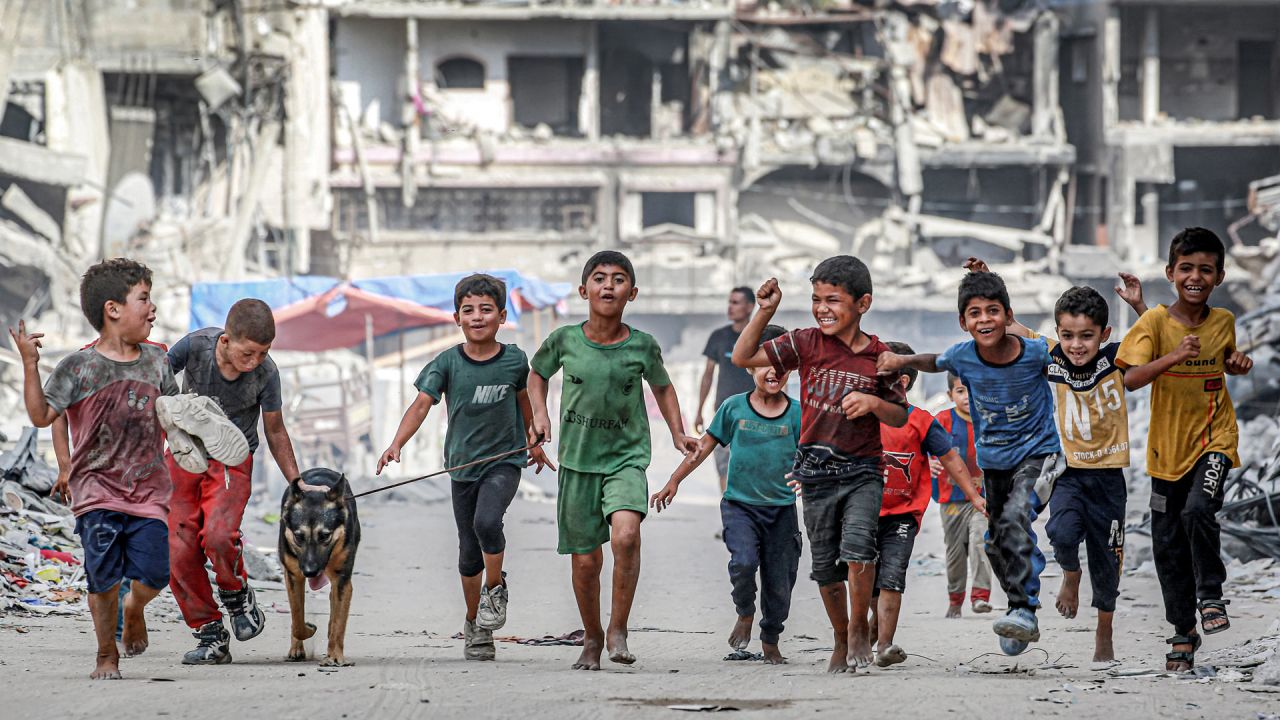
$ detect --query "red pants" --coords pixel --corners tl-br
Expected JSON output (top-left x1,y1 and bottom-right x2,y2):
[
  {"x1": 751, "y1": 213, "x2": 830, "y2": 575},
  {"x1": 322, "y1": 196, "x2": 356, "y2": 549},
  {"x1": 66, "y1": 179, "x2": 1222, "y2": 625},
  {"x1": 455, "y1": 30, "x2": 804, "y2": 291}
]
[{"x1": 166, "y1": 451, "x2": 253, "y2": 628}]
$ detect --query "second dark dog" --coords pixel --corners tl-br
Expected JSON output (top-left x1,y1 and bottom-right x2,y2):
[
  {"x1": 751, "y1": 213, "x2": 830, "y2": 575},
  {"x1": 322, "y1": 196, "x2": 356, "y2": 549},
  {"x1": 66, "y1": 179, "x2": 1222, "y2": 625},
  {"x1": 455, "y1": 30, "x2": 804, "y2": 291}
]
[{"x1": 279, "y1": 468, "x2": 360, "y2": 666}]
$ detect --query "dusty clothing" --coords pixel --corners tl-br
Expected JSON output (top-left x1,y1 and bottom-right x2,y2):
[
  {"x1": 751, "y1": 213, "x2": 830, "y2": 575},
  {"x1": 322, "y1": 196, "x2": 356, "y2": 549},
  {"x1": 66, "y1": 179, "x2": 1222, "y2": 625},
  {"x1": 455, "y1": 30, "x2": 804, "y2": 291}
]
[
  {"x1": 166, "y1": 452, "x2": 253, "y2": 628},
  {"x1": 452, "y1": 464, "x2": 522, "y2": 576},
  {"x1": 1040, "y1": 337, "x2": 1130, "y2": 469},
  {"x1": 873, "y1": 513, "x2": 918, "y2": 594},
  {"x1": 1150, "y1": 452, "x2": 1230, "y2": 633},
  {"x1": 1116, "y1": 306, "x2": 1240, "y2": 480},
  {"x1": 555, "y1": 465, "x2": 648, "y2": 554},
  {"x1": 1047, "y1": 467, "x2": 1126, "y2": 613},
  {"x1": 169, "y1": 327, "x2": 282, "y2": 454},
  {"x1": 706, "y1": 392, "x2": 801, "y2": 507},
  {"x1": 76, "y1": 510, "x2": 169, "y2": 594},
  {"x1": 703, "y1": 325, "x2": 755, "y2": 407},
  {"x1": 983, "y1": 453, "x2": 1063, "y2": 611},
  {"x1": 762, "y1": 328, "x2": 905, "y2": 483},
  {"x1": 799, "y1": 459, "x2": 883, "y2": 584},
  {"x1": 721, "y1": 498, "x2": 801, "y2": 646},
  {"x1": 940, "y1": 502, "x2": 991, "y2": 605},
  {"x1": 43, "y1": 344, "x2": 179, "y2": 521},
  {"x1": 880, "y1": 405, "x2": 952, "y2": 523}
]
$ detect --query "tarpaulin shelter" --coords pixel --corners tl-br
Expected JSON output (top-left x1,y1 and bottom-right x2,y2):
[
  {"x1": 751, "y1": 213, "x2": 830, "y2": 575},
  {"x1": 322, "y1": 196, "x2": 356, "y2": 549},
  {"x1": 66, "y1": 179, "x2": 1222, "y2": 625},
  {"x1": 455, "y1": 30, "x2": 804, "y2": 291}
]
[{"x1": 190, "y1": 271, "x2": 572, "y2": 352}]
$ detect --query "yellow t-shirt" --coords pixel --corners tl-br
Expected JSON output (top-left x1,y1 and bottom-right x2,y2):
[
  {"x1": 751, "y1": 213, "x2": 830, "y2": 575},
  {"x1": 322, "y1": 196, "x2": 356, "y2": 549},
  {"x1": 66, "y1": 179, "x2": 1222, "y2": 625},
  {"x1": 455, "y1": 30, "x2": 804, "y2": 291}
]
[
  {"x1": 1116, "y1": 305, "x2": 1240, "y2": 480},
  {"x1": 1030, "y1": 331, "x2": 1130, "y2": 469}
]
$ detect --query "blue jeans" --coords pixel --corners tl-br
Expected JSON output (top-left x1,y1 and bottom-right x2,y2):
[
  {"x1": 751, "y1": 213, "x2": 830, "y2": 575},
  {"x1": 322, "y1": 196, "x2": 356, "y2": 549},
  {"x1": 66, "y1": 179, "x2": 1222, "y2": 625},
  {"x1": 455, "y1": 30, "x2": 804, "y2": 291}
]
[
  {"x1": 721, "y1": 499, "x2": 802, "y2": 645},
  {"x1": 982, "y1": 454, "x2": 1062, "y2": 611}
]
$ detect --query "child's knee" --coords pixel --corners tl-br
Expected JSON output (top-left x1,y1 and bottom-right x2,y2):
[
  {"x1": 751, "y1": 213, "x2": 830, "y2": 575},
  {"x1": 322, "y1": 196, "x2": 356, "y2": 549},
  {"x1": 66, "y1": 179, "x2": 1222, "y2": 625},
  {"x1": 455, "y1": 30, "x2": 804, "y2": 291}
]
[{"x1": 611, "y1": 524, "x2": 640, "y2": 554}]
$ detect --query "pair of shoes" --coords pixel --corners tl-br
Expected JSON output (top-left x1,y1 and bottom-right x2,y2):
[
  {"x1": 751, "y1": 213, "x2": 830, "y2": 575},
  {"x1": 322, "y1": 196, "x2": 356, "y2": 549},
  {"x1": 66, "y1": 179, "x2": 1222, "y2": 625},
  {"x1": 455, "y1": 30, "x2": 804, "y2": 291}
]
[
  {"x1": 219, "y1": 586, "x2": 267, "y2": 641},
  {"x1": 477, "y1": 583, "x2": 508, "y2": 631},
  {"x1": 182, "y1": 620, "x2": 232, "y2": 665},
  {"x1": 992, "y1": 607, "x2": 1040, "y2": 642},
  {"x1": 972, "y1": 599, "x2": 993, "y2": 614},
  {"x1": 464, "y1": 619, "x2": 496, "y2": 661},
  {"x1": 157, "y1": 394, "x2": 250, "y2": 474}
]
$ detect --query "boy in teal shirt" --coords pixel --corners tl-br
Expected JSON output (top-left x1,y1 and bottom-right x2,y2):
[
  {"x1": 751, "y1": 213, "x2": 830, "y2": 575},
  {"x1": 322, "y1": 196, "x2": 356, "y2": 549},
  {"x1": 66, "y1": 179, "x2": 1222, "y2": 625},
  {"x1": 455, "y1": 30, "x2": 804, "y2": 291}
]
[
  {"x1": 528, "y1": 250, "x2": 697, "y2": 671},
  {"x1": 378, "y1": 274, "x2": 552, "y2": 662},
  {"x1": 651, "y1": 325, "x2": 801, "y2": 665}
]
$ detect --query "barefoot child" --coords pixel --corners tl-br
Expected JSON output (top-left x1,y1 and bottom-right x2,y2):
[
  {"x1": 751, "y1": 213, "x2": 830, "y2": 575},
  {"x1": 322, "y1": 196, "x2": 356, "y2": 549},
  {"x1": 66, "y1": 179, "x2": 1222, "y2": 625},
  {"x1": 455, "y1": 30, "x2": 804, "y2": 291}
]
[
  {"x1": 378, "y1": 274, "x2": 553, "y2": 661},
  {"x1": 732, "y1": 256, "x2": 909, "y2": 673},
  {"x1": 933, "y1": 373, "x2": 994, "y2": 618},
  {"x1": 871, "y1": 342, "x2": 985, "y2": 668},
  {"x1": 1116, "y1": 228, "x2": 1252, "y2": 671},
  {"x1": 878, "y1": 270, "x2": 1062, "y2": 656},
  {"x1": 11, "y1": 258, "x2": 178, "y2": 679},
  {"x1": 650, "y1": 325, "x2": 801, "y2": 665},
  {"x1": 528, "y1": 251, "x2": 697, "y2": 670}
]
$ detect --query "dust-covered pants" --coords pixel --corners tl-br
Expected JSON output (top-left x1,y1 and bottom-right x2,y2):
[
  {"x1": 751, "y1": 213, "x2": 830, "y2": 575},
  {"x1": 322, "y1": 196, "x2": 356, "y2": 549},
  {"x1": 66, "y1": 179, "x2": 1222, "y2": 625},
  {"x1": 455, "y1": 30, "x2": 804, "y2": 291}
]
[
  {"x1": 1150, "y1": 452, "x2": 1230, "y2": 634},
  {"x1": 167, "y1": 451, "x2": 253, "y2": 628},
  {"x1": 1046, "y1": 467, "x2": 1126, "y2": 613},
  {"x1": 983, "y1": 453, "x2": 1062, "y2": 611},
  {"x1": 939, "y1": 501, "x2": 992, "y2": 606},
  {"x1": 721, "y1": 499, "x2": 801, "y2": 645}
]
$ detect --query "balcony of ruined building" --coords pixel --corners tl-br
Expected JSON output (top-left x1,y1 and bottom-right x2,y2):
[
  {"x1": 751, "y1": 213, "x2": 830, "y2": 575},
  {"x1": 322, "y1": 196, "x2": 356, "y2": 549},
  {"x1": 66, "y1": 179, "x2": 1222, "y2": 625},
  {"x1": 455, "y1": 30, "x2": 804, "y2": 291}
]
[{"x1": 333, "y1": 0, "x2": 734, "y2": 21}]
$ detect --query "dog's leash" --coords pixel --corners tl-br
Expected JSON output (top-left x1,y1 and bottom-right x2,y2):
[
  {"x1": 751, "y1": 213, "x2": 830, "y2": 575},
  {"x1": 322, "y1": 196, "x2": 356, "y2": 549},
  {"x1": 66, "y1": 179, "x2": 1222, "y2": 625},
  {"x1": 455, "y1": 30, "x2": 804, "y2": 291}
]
[{"x1": 352, "y1": 442, "x2": 543, "y2": 499}]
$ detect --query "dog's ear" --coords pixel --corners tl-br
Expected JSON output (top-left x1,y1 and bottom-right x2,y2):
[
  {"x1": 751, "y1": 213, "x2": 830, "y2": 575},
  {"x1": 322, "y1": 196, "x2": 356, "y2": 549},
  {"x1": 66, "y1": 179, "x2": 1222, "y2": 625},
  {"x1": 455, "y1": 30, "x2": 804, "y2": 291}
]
[{"x1": 326, "y1": 475, "x2": 344, "y2": 501}]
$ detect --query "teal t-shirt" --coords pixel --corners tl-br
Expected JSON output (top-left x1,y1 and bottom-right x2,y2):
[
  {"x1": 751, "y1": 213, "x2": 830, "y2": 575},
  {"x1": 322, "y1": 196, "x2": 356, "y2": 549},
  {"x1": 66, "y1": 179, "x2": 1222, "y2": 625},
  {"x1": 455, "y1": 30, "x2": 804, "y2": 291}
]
[
  {"x1": 530, "y1": 323, "x2": 671, "y2": 474},
  {"x1": 706, "y1": 392, "x2": 801, "y2": 507},
  {"x1": 415, "y1": 343, "x2": 528, "y2": 482}
]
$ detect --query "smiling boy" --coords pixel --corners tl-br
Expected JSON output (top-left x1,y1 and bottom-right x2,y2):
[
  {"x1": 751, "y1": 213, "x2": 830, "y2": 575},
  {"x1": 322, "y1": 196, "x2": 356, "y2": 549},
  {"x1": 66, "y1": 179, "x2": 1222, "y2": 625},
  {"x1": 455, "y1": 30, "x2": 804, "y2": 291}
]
[
  {"x1": 732, "y1": 256, "x2": 908, "y2": 673},
  {"x1": 1116, "y1": 228, "x2": 1252, "y2": 671},
  {"x1": 378, "y1": 273, "x2": 553, "y2": 662},
  {"x1": 528, "y1": 251, "x2": 698, "y2": 670}
]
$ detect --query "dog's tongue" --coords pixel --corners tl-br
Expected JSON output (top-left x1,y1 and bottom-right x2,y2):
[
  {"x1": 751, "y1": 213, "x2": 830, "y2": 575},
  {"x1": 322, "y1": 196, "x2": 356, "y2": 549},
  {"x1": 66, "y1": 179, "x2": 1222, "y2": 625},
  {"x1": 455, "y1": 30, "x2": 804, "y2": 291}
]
[{"x1": 308, "y1": 575, "x2": 330, "y2": 591}]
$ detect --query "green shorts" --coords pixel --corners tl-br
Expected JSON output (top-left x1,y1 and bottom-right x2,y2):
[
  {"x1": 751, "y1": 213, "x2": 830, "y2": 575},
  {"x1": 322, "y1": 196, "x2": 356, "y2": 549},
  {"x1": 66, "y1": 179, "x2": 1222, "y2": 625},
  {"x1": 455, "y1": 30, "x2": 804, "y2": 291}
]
[{"x1": 556, "y1": 466, "x2": 648, "y2": 554}]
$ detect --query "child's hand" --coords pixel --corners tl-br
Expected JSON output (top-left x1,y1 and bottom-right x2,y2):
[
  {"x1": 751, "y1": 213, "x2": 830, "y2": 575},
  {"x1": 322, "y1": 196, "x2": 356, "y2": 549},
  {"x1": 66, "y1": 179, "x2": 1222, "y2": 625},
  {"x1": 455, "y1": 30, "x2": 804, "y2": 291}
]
[
  {"x1": 1115, "y1": 272, "x2": 1145, "y2": 310},
  {"x1": 970, "y1": 495, "x2": 988, "y2": 516},
  {"x1": 8, "y1": 320, "x2": 44, "y2": 365},
  {"x1": 928, "y1": 457, "x2": 944, "y2": 478},
  {"x1": 786, "y1": 476, "x2": 803, "y2": 497},
  {"x1": 527, "y1": 444, "x2": 557, "y2": 473},
  {"x1": 876, "y1": 352, "x2": 905, "y2": 377},
  {"x1": 1173, "y1": 334, "x2": 1201, "y2": 362},
  {"x1": 1225, "y1": 349, "x2": 1253, "y2": 375},
  {"x1": 756, "y1": 278, "x2": 782, "y2": 313},
  {"x1": 649, "y1": 480, "x2": 679, "y2": 513},
  {"x1": 375, "y1": 444, "x2": 400, "y2": 475},
  {"x1": 963, "y1": 257, "x2": 991, "y2": 274},
  {"x1": 841, "y1": 391, "x2": 876, "y2": 420},
  {"x1": 672, "y1": 433, "x2": 699, "y2": 456},
  {"x1": 529, "y1": 415, "x2": 552, "y2": 447},
  {"x1": 51, "y1": 469, "x2": 71, "y2": 505}
]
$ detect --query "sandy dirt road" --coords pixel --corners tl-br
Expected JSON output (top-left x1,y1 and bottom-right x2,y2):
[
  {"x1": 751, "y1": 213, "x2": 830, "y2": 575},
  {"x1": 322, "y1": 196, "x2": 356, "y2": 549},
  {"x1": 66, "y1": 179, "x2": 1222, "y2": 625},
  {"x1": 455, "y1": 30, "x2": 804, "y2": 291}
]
[{"x1": 3, "y1": 491, "x2": 1278, "y2": 719}]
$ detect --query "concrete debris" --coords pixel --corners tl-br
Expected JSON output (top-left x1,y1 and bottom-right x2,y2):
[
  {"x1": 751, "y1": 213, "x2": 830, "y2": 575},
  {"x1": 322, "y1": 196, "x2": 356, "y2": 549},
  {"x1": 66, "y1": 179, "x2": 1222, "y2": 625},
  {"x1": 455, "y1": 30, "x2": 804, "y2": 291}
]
[{"x1": 244, "y1": 543, "x2": 284, "y2": 583}]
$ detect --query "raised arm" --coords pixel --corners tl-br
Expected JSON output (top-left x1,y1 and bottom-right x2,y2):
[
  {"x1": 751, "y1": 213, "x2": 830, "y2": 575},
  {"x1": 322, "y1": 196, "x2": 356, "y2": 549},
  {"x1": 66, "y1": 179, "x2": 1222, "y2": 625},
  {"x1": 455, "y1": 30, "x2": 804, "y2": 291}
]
[
  {"x1": 10, "y1": 321, "x2": 59, "y2": 428},
  {"x1": 649, "y1": 381, "x2": 698, "y2": 455},
  {"x1": 262, "y1": 411, "x2": 301, "y2": 482},
  {"x1": 376, "y1": 392, "x2": 436, "y2": 475},
  {"x1": 732, "y1": 279, "x2": 781, "y2": 369},
  {"x1": 649, "y1": 433, "x2": 719, "y2": 512},
  {"x1": 1115, "y1": 272, "x2": 1149, "y2": 316}
]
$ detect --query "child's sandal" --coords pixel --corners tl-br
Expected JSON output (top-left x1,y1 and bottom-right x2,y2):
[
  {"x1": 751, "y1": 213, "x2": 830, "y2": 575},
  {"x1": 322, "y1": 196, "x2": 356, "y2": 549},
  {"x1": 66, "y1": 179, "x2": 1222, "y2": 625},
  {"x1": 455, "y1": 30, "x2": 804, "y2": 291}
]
[
  {"x1": 1197, "y1": 599, "x2": 1231, "y2": 635},
  {"x1": 1164, "y1": 633, "x2": 1201, "y2": 672}
]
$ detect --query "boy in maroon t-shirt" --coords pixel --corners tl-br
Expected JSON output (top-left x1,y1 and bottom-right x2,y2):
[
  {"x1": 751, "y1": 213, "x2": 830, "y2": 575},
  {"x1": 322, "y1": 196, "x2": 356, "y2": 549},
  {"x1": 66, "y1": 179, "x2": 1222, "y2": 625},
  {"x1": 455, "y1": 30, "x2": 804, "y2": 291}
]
[{"x1": 732, "y1": 256, "x2": 908, "y2": 674}]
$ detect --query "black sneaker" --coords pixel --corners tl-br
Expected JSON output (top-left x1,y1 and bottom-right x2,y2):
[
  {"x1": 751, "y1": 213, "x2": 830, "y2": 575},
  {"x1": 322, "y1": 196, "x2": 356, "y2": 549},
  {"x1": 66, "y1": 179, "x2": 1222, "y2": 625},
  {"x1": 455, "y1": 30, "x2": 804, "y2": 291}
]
[
  {"x1": 219, "y1": 586, "x2": 266, "y2": 641},
  {"x1": 182, "y1": 620, "x2": 232, "y2": 665}
]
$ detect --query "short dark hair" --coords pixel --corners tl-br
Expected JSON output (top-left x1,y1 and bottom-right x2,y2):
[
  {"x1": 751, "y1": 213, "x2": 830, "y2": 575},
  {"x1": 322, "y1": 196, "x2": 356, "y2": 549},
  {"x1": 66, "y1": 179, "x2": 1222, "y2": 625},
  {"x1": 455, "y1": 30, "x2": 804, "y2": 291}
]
[
  {"x1": 581, "y1": 250, "x2": 636, "y2": 286},
  {"x1": 731, "y1": 286, "x2": 754, "y2": 303},
  {"x1": 1168, "y1": 227, "x2": 1225, "y2": 271},
  {"x1": 225, "y1": 298, "x2": 276, "y2": 344},
  {"x1": 810, "y1": 255, "x2": 872, "y2": 299},
  {"x1": 454, "y1": 273, "x2": 507, "y2": 311},
  {"x1": 946, "y1": 372, "x2": 962, "y2": 390},
  {"x1": 957, "y1": 271, "x2": 1011, "y2": 316},
  {"x1": 79, "y1": 258, "x2": 152, "y2": 331},
  {"x1": 1054, "y1": 286, "x2": 1108, "y2": 329},
  {"x1": 760, "y1": 324, "x2": 787, "y2": 346},
  {"x1": 885, "y1": 341, "x2": 918, "y2": 391}
]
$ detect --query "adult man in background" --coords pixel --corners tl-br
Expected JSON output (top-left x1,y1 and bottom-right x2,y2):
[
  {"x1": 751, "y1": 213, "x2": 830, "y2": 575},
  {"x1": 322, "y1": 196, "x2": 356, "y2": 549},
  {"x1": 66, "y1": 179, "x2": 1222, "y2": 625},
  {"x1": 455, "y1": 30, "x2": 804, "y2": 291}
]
[{"x1": 695, "y1": 287, "x2": 756, "y2": 493}]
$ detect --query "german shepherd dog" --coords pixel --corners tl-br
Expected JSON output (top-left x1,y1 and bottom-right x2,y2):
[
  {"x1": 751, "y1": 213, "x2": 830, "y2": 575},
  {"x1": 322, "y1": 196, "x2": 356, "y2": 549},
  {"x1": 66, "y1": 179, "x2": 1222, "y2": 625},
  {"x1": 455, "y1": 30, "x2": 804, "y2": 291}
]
[{"x1": 280, "y1": 468, "x2": 360, "y2": 666}]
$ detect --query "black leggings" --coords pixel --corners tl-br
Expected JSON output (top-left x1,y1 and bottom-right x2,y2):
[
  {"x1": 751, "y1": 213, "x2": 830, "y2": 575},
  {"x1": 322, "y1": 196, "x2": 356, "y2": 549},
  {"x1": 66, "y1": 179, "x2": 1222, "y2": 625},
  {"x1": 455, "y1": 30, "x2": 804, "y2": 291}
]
[{"x1": 452, "y1": 464, "x2": 522, "y2": 577}]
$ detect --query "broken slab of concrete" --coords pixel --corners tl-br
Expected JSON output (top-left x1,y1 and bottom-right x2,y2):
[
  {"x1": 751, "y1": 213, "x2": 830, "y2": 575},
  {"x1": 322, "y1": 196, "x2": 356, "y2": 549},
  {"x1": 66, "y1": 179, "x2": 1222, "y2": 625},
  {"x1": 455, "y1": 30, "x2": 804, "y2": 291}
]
[
  {"x1": 1, "y1": 184, "x2": 61, "y2": 245},
  {"x1": 0, "y1": 138, "x2": 87, "y2": 186}
]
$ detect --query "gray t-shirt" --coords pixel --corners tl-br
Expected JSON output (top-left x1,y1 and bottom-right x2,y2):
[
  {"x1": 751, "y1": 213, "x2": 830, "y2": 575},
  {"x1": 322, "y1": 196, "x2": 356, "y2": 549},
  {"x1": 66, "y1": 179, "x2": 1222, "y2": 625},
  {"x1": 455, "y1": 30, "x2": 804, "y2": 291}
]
[
  {"x1": 703, "y1": 325, "x2": 754, "y2": 407},
  {"x1": 168, "y1": 327, "x2": 282, "y2": 453}
]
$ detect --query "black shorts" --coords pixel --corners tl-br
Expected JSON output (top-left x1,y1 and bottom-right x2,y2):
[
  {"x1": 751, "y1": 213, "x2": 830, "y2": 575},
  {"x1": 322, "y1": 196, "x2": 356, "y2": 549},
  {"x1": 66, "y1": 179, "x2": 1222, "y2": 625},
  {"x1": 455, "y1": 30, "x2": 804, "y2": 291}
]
[
  {"x1": 800, "y1": 460, "x2": 883, "y2": 585},
  {"x1": 873, "y1": 513, "x2": 919, "y2": 594}
]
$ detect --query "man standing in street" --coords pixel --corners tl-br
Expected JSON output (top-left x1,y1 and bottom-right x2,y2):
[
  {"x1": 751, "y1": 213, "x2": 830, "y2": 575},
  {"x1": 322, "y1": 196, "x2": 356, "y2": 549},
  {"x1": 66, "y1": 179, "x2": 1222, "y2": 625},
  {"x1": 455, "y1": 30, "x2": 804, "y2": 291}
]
[{"x1": 695, "y1": 287, "x2": 756, "y2": 493}]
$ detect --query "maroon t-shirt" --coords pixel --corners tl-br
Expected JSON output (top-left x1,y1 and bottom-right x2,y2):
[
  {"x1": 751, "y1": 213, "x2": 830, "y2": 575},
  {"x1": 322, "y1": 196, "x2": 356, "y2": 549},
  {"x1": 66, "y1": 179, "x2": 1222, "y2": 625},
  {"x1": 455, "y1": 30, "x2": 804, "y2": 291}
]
[{"x1": 763, "y1": 328, "x2": 906, "y2": 482}]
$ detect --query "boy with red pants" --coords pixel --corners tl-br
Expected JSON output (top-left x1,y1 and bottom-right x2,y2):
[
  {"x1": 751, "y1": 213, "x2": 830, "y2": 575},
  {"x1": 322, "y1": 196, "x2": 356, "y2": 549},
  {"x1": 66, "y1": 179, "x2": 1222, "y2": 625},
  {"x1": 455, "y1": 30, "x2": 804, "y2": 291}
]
[{"x1": 166, "y1": 299, "x2": 301, "y2": 664}]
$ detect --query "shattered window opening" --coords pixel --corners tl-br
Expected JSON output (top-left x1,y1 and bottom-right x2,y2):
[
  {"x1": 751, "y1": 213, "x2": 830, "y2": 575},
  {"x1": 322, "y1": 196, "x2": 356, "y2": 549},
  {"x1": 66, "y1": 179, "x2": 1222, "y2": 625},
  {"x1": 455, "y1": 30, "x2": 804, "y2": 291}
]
[{"x1": 437, "y1": 57, "x2": 485, "y2": 90}]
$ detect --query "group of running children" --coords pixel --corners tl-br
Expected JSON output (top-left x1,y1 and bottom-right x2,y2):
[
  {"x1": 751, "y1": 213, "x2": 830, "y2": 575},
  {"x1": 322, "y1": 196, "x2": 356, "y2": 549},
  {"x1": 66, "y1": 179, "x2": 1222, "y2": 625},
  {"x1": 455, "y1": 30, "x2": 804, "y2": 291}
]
[{"x1": 11, "y1": 226, "x2": 1251, "y2": 680}]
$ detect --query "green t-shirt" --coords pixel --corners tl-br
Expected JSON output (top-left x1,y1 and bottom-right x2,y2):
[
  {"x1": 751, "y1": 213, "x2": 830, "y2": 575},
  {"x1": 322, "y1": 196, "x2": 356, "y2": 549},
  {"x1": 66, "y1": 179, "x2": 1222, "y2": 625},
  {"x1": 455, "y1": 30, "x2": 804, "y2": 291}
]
[
  {"x1": 530, "y1": 323, "x2": 671, "y2": 474},
  {"x1": 415, "y1": 343, "x2": 529, "y2": 482},
  {"x1": 706, "y1": 392, "x2": 801, "y2": 507}
]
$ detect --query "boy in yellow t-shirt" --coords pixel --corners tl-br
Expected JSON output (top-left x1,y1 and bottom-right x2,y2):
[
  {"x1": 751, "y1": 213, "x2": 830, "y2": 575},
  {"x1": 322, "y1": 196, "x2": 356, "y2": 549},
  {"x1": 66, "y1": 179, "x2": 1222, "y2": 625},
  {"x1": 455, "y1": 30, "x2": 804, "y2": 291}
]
[{"x1": 1116, "y1": 227, "x2": 1253, "y2": 673}]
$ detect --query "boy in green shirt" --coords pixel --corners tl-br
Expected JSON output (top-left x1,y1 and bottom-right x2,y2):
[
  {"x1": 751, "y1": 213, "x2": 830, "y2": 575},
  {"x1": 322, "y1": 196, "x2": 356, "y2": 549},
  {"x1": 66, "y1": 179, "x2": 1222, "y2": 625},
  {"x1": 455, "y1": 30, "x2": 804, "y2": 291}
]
[
  {"x1": 377, "y1": 274, "x2": 553, "y2": 662},
  {"x1": 528, "y1": 250, "x2": 698, "y2": 671}
]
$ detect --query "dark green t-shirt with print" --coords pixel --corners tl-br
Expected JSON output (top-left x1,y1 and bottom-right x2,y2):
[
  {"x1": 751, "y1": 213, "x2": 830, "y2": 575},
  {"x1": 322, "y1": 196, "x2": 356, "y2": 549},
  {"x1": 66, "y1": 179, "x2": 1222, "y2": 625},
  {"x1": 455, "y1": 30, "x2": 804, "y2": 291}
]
[
  {"x1": 530, "y1": 323, "x2": 671, "y2": 474},
  {"x1": 415, "y1": 343, "x2": 529, "y2": 482}
]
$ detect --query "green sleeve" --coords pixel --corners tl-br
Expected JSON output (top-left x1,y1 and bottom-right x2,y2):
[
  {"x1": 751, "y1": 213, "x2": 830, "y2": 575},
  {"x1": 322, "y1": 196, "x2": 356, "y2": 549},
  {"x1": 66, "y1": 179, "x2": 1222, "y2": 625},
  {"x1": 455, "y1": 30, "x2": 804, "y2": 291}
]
[
  {"x1": 529, "y1": 330, "x2": 562, "y2": 380},
  {"x1": 705, "y1": 398, "x2": 734, "y2": 447},
  {"x1": 414, "y1": 352, "x2": 449, "y2": 401},
  {"x1": 642, "y1": 335, "x2": 672, "y2": 387}
]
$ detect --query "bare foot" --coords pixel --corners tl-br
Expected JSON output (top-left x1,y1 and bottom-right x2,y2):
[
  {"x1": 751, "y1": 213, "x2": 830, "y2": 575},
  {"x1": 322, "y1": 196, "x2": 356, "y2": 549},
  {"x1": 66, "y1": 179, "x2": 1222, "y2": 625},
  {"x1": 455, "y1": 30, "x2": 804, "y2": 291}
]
[
  {"x1": 119, "y1": 591, "x2": 149, "y2": 658},
  {"x1": 827, "y1": 638, "x2": 849, "y2": 674},
  {"x1": 607, "y1": 629, "x2": 635, "y2": 665},
  {"x1": 1056, "y1": 570, "x2": 1081, "y2": 619},
  {"x1": 945, "y1": 604, "x2": 962, "y2": 619},
  {"x1": 874, "y1": 643, "x2": 907, "y2": 668},
  {"x1": 848, "y1": 624, "x2": 873, "y2": 669},
  {"x1": 761, "y1": 642, "x2": 786, "y2": 665},
  {"x1": 1094, "y1": 612, "x2": 1115, "y2": 663},
  {"x1": 729, "y1": 615, "x2": 753, "y2": 650},
  {"x1": 91, "y1": 649, "x2": 122, "y2": 680},
  {"x1": 572, "y1": 634, "x2": 603, "y2": 670}
]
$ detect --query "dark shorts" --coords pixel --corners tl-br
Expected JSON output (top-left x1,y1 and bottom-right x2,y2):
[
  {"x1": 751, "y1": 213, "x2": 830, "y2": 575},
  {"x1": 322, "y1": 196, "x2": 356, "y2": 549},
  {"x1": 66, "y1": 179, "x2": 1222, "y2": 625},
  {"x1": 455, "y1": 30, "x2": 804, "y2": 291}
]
[
  {"x1": 74, "y1": 510, "x2": 170, "y2": 594},
  {"x1": 799, "y1": 460, "x2": 883, "y2": 585},
  {"x1": 873, "y1": 513, "x2": 919, "y2": 594}
]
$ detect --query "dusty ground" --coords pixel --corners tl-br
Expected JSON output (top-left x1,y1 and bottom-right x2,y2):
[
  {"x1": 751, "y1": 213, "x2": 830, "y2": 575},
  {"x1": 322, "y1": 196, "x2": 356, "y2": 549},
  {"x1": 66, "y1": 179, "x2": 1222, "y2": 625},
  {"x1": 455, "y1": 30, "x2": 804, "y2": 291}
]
[{"x1": 3, "y1": 487, "x2": 1278, "y2": 719}]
